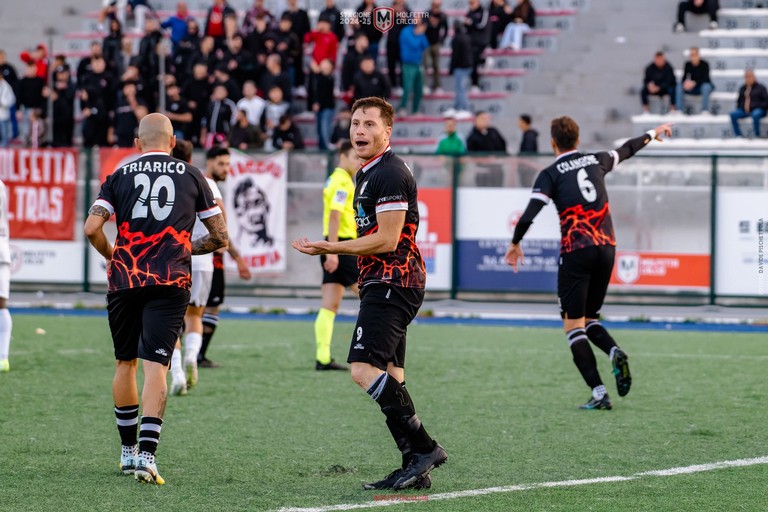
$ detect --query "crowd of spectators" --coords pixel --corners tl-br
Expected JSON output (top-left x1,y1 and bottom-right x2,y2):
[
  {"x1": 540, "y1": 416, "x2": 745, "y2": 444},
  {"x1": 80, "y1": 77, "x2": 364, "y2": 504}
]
[{"x1": 0, "y1": 0, "x2": 537, "y2": 151}]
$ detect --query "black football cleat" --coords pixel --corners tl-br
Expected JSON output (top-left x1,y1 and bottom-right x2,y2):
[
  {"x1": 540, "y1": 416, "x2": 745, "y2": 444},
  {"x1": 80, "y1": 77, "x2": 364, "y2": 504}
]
[
  {"x1": 579, "y1": 395, "x2": 613, "y2": 410},
  {"x1": 362, "y1": 468, "x2": 431, "y2": 490},
  {"x1": 315, "y1": 359, "x2": 348, "y2": 371},
  {"x1": 198, "y1": 358, "x2": 220, "y2": 369},
  {"x1": 611, "y1": 348, "x2": 632, "y2": 397},
  {"x1": 392, "y1": 443, "x2": 447, "y2": 490}
]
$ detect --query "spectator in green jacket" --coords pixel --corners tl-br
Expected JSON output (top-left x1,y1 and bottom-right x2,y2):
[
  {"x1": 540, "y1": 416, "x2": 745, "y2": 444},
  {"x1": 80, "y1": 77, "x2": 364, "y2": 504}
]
[{"x1": 436, "y1": 116, "x2": 466, "y2": 155}]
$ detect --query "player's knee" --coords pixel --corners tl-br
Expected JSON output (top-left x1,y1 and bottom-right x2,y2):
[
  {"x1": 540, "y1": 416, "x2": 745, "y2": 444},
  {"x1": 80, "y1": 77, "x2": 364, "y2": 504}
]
[{"x1": 350, "y1": 364, "x2": 373, "y2": 389}]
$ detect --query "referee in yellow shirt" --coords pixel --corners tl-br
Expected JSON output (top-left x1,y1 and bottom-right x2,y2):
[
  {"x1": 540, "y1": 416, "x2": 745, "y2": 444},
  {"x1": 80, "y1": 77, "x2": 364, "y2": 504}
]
[{"x1": 315, "y1": 140, "x2": 360, "y2": 370}]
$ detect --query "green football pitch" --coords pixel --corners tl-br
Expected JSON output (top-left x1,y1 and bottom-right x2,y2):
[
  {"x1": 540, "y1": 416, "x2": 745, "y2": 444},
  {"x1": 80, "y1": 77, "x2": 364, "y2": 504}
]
[{"x1": 1, "y1": 313, "x2": 766, "y2": 512}]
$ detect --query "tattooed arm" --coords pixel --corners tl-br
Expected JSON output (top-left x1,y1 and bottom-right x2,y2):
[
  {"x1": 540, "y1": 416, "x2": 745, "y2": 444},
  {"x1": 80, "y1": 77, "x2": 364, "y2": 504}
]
[
  {"x1": 192, "y1": 213, "x2": 229, "y2": 255},
  {"x1": 84, "y1": 205, "x2": 114, "y2": 260}
]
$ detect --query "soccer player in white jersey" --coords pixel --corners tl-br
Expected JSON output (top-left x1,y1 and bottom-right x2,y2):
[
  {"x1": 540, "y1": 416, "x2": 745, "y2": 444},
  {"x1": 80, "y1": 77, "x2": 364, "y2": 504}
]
[{"x1": 0, "y1": 179, "x2": 12, "y2": 373}]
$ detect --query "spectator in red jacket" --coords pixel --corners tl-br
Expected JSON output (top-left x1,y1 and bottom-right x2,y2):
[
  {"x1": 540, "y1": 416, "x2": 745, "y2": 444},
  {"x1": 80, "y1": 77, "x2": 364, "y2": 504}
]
[
  {"x1": 20, "y1": 44, "x2": 48, "y2": 82},
  {"x1": 304, "y1": 19, "x2": 339, "y2": 69}
]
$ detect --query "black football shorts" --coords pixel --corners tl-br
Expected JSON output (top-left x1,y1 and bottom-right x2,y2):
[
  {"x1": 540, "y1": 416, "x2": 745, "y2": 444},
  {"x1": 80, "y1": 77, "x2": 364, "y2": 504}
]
[
  {"x1": 107, "y1": 286, "x2": 190, "y2": 365},
  {"x1": 347, "y1": 283, "x2": 425, "y2": 371},
  {"x1": 558, "y1": 245, "x2": 616, "y2": 320}
]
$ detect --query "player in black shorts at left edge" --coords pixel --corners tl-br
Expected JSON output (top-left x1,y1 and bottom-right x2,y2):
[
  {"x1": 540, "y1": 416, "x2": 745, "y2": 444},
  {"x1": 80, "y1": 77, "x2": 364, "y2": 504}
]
[
  {"x1": 293, "y1": 97, "x2": 447, "y2": 491},
  {"x1": 506, "y1": 117, "x2": 673, "y2": 410},
  {"x1": 84, "y1": 113, "x2": 229, "y2": 484}
]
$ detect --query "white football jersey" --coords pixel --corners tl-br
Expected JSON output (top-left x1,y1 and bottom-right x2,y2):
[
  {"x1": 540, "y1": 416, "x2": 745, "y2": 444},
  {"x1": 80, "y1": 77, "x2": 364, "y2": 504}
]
[{"x1": 191, "y1": 177, "x2": 223, "y2": 272}]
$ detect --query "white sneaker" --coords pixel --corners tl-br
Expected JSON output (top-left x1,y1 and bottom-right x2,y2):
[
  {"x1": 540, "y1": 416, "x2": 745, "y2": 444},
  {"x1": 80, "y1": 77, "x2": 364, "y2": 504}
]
[
  {"x1": 134, "y1": 452, "x2": 165, "y2": 485},
  {"x1": 185, "y1": 359, "x2": 198, "y2": 389},
  {"x1": 485, "y1": 57, "x2": 496, "y2": 69},
  {"x1": 171, "y1": 373, "x2": 188, "y2": 396},
  {"x1": 674, "y1": 22, "x2": 685, "y2": 33},
  {"x1": 442, "y1": 108, "x2": 457, "y2": 117},
  {"x1": 423, "y1": 86, "x2": 432, "y2": 94},
  {"x1": 699, "y1": 110, "x2": 712, "y2": 116},
  {"x1": 470, "y1": 85, "x2": 482, "y2": 94},
  {"x1": 456, "y1": 110, "x2": 474, "y2": 119},
  {"x1": 393, "y1": 87, "x2": 403, "y2": 96},
  {"x1": 120, "y1": 445, "x2": 138, "y2": 475},
  {"x1": 709, "y1": 21, "x2": 718, "y2": 30},
  {"x1": 433, "y1": 87, "x2": 444, "y2": 94}
]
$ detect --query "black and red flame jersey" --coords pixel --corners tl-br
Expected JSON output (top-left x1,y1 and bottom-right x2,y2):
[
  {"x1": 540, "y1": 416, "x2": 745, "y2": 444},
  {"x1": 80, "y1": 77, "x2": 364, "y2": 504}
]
[
  {"x1": 532, "y1": 149, "x2": 619, "y2": 254},
  {"x1": 354, "y1": 146, "x2": 426, "y2": 289},
  {"x1": 94, "y1": 151, "x2": 221, "y2": 292}
]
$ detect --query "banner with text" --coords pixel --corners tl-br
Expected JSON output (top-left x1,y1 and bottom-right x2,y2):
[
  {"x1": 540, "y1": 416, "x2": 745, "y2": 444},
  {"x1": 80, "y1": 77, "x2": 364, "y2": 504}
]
[
  {"x1": 224, "y1": 150, "x2": 287, "y2": 274},
  {"x1": 0, "y1": 148, "x2": 78, "y2": 240},
  {"x1": 99, "y1": 148, "x2": 140, "y2": 183},
  {"x1": 456, "y1": 188, "x2": 561, "y2": 292},
  {"x1": 10, "y1": 240, "x2": 84, "y2": 283},
  {"x1": 417, "y1": 188, "x2": 452, "y2": 291},
  {"x1": 715, "y1": 189, "x2": 768, "y2": 296},
  {"x1": 609, "y1": 252, "x2": 710, "y2": 290}
]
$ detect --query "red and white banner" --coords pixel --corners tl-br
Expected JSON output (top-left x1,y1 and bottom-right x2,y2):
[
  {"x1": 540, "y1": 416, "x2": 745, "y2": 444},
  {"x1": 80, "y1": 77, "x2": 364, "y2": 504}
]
[
  {"x1": 99, "y1": 148, "x2": 140, "y2": 183},
  {"x1": 610, "y1": 252, "x2": 710, "y2": 290},
  {"x1": 417, "y1": 188, "x2": 453, "y2": 291},
  {"x1": 224, "y1": 150, "x2": 287, "y2": 274},
  {"x1": 0, "y1": 148, "x2": 78, "y2": 240}
]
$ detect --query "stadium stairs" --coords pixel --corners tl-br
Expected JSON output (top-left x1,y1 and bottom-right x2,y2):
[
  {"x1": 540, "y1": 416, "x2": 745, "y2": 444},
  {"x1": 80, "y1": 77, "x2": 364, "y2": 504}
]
[
  {"x1": 626, "y1": 0, "x2": 768, "y2": 151},
  {"x1": 57, "y1": 0, "x2": 592, "y2": 152}
]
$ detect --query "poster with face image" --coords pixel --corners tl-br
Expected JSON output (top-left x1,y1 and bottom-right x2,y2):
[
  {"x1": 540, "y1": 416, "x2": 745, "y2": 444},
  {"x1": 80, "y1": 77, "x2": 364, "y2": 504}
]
[{"x1": 223, "y1": 150, "x2": 287, "y2": 274}]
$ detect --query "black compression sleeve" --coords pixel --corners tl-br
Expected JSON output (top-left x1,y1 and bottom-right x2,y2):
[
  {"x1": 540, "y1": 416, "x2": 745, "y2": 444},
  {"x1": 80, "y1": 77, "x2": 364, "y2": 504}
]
[
  {"x1": 615, "y1": 132, "x2": 653, "y2": 163},
  {"x1": 512, "y1": 199, "x2": 546, "y2": 244}
]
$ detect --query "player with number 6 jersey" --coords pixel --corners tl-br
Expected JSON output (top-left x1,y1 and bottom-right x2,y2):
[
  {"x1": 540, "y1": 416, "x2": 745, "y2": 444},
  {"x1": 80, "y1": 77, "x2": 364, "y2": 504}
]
[{"x1": 505, "y1": 116, "x2": 673, "y2": 411}]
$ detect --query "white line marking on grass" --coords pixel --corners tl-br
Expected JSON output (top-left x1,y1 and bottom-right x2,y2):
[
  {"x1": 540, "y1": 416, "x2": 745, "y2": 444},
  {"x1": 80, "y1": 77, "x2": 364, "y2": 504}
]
[{"x1": 274, "y1": 456, "x2": 768, "y2": 512}]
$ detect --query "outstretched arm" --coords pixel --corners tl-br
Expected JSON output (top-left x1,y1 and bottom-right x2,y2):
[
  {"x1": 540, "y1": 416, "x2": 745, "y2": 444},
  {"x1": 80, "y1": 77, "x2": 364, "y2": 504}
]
[
  {"x1": 614, "y1": 123, "x2": 674, "y2": 163},
  {"x1": 293, "y1": 210, "x2": 405, "y2": 256}
]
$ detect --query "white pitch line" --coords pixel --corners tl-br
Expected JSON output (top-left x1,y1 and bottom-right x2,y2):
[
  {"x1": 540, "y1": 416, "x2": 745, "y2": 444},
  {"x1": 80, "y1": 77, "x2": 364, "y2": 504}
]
[{"x1": 274, "y1": 456, "x2": 768, "y2": 512}]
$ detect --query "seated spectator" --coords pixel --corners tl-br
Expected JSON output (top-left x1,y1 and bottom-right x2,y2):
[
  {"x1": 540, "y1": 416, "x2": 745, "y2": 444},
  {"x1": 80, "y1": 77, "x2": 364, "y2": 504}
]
[
  {"x1": 730, "y1": 69, "x2": 768, "y2": 138},
  {"x1": 274, "y1": 14, "x2": 302, "y2": 92},
  {"x1": 675, "y1": 47, "x2": 714, "y2": 114},
  {"x1": 351, "y1": 55, "x2": 391, "y2": 104},
  {"x1": 398, "y1": 16, "x2": 430, "y2": 116},
  {"x1": 309, "y1": 59, "x2": 337, "y2": 150},
  {"x1": 448, "y1": 20, "x2": 473, "y2": 117},
  {"x1": 330, "y1": 106, "x2": 351, "y2": 147},
  {"x1": 260, "y1": 86, "x2": 290, "y2": 146},
  {"x1": 641, "y1": 51, "x2": 677, "y2": 114},
  {"x1": 237, "y1": 80, "x2": 266, "y2": 127},
  {"x1": 518, "y1": 114, "x2": 538, "y2": 153},
  {"x1": 466, "y1": 111, "x2": 507, "y2": 152},
  {"x1": 675, "y1": 0, "x2": 718, "y2": 32},
  {"x1": 202, "y1": 84, "x2": 238, "y2": 148},
  {"x1": 272, "y1": 114, "x2": 305, "y2": 150},
  {"x1": 436, "y1": 116, "x2": 467, "y2": 156},
  {"x1": 500, "y1": 0, "x2": 535, "y2": 51},
  {"x1": 489, "y1": 0, "x2": 513, "y2": 50},
  {"x1": 229, "y1": 109, "x2": 265, "y2": 150}
]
